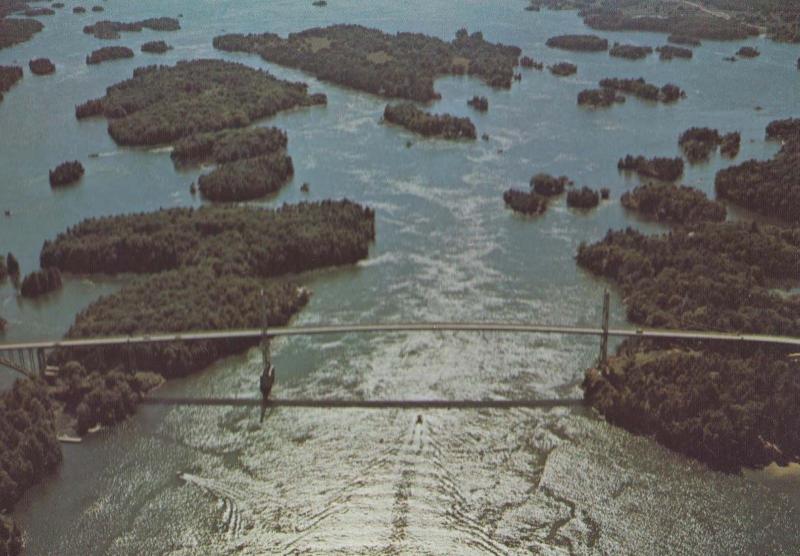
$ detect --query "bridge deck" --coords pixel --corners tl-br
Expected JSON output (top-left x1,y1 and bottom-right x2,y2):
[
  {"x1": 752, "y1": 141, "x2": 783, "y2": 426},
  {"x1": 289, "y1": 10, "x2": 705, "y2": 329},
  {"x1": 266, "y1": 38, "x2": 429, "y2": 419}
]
[{"x1": 1, "y1": 322, "x2": 799, "y2": 352}]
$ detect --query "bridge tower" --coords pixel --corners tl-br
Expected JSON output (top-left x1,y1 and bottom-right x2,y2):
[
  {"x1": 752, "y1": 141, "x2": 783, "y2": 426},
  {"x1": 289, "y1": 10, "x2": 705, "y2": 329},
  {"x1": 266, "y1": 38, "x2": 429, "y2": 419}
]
[{"x1": 599, "y1": 290, "x2": 610, "y2": 366}]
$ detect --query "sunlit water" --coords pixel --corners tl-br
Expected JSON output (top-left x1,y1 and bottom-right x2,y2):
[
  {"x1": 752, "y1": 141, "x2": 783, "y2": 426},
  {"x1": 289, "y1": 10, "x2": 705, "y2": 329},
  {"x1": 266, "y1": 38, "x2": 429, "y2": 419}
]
[{"x1": 2, "y1": 0, "x2": 799, "y2": 553}]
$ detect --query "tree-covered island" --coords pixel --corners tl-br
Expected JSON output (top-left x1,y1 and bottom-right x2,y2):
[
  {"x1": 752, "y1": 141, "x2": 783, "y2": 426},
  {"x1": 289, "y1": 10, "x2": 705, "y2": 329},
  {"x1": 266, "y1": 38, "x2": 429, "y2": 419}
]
[
  {"x1": 383, "y1": 103, "x2": 476, "y2": 140},
  {"x1": 213, "y1": 25, "x2": 522, "y2": 102}
]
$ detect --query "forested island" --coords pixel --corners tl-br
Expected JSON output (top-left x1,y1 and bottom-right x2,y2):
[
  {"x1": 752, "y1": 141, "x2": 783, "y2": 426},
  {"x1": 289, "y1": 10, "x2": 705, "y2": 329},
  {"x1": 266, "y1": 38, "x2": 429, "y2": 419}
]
[
  {"x1": 83, "y1": 17, "x2": 180, "y2": 39},
  {"x1": 75, "y1": 60, "x2": 326, "y2": 146},
  {"x1": 49, "y1": 161, "x2": 84, "y2": 187},
  {"x1": 0, "y1": 17, "x2": 43, "y2": 49},
  {"x1": 213, "y1": 25, "x2": 522, "y2": 102},
  {"x1": 20, "y1": 267, "x2": 62, "y2": 298},
  {"x1": 549, "y1": 62, "x2": 576, "y2": 76},
  {"x1": 577, "y1": 88, "x2": 625, "y2": 108},
  {"x1": 599, "y1": 78, "x2": 684, "y2": 103},
  {"x1": 198, "y1": 153, "x2": 294, "y2": 201},
  {"x1": 618, "y1": 155, "x2": 684, "y2": 181},
  {"x1": 40, "y1": 201, "x2": 375, "y2": 381},
  {"x1": 519, "y1": 56, "x2": 543, "y2": 69},
  {"x1": 609, "y1": 43, "x2": 652, "y2": 60},
  {"x1": 22, "y1": 7, "x2": 53, "y2": 17},
  {"x1": 503, "y1": 189, "x2": 548, "y2": 215},
  {"x1": 28, "y1": 57, "x2": 54, "y2": 75},
  {"x1": 467, "y1": 95, "x2": 488, "y2": 112},
  {"x1": 72, "y1": 6, "x2": 86, "y2": 14},
  {"x1": 531, "y1": 173, "x2": 570, "y2": 196},
  {"x1": 171, "y1": 127, "x2": 288, "y2": 167},
  {"x1": 715, "y1": 120, "x2": 800, "y2": 221},
  {"x1": 85, "y1": 46, "x2": 134, "y2": 65},
  {"x1": 0, "y1": 65, "x2": 22, "y2": 103},
  {"x1": 545, "y1": 34, "x2": 608, "y2": 51},
  {"x1": 566, "y1": 186, "x2": 600, "y2": 209},
  {"x1": 578, "y1": 221, "x2": 800, "y2": 471},
  {"x1": 679, "y1": 127, "x2": 741, "y2": 162},
  {"x1": 736, "y1": 46, "x2": 760, "y2": 58},
  {"x1": 141, "y1": 40, "x2": 172, "y2": 54},
  {"x1": 383, "y1": 103, "x2": 476, "y2": 140},
  {"x1": 655, "y1": 45, "x2": 693, "y2": 60},
  {"x1": 621, "y1": 183, "x2": 726, "y2": 224}
]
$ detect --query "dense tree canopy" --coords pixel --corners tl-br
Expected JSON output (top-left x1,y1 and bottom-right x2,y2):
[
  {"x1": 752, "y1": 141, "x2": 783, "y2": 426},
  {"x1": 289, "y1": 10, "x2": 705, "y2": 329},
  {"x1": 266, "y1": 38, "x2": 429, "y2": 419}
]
[
  {"x1": 503, "y1": 189, "x2": 548, "y2": 215},
  {"x1": 618, "y1": 155, "x2": 684, "y2": 181},
  {"x1": 20, "y1": 267, "x2": 62, "y2": 298},
  {"x1": 546, "y1": 34, "x2": 608, "y2": 51},
  {"x1": 0, "y1": 65, "x2": 22, "y2": 104},
  {"x1": 656, "y1": 45, "x2": 693, "y2": 60},
  {"x1": 599, "y1": 77, "x2": 684, "y2": 103},
  {"x1": 609, "y1": 43, "x2": 653, "y2": 60},
  {"x1": 678, "y1": 127, "x2": 740, "y2": 162},
  {"x1": 171, "y1": 127, "x2": 288, "y2": 167},
  {"x1": 49, "y1": 161, "x2": 84, "y2": 187},
  {"x1": 85, "y1": 46, "x2": 134, "y2": 65},
  {"x1": 198, "y1": 153, "x2": 294, "y2": 202},
  {"x1": 28, "y1": 57, "x2": 55, "y2": 75},
  {"x1": 213, "y1": 25, "x2": 522, "y2": 102},
  {"x1": 566, "y1": 187, "x2": 600, "y2": 209},
  {"x1": 141, "y1": 40, "x2": 172, "y2": 54},
  {"x1": 0, "y1": 17, "x2": 43, "y2": 50},
  {"x1": 383, "y1": 103, "x2": 476, "y2": 140},
  {"x1": 621, "y1": 183, "x2": 726, "y2": 224},
  {"x1": 75, "y1": 60, "x2": 326, "y2": 147},
  {"x1": 83, "y1": 17, "x2": 179, "y2": 39}
]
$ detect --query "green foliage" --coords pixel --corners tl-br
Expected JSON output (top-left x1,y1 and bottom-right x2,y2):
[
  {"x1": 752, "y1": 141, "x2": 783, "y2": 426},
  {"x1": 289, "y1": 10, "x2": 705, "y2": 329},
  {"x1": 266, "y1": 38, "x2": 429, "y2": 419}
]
[
  {"x1": 171, "y1": 127, "x2": 287, "y2": 167},
  {"x1": 656, "y1": 45, "x2": 693, "y2": 60},
  {"x1": 578, "y1": 88, "x2": 625, "y2": 107},
  {"x1": 618, "y1": 155, "x2": 684, "y2": 181},
  {"x1": 503, "y1": 189, "x2": 548, "y2": 215},
  {"x1": 141, "y1": 40, "x2": 172, "y2": 54},
  {"x1": 85, "y1": 46, "x2": 134, "y2": 65},
  {"x1": 0, "y1": 379, "x2": 61, "y2": 511},
  {"x1": 584, "y1": 350, "x2": 800, "y2": 471},
  {"x1": 531, "y1": 173, "x2": 570, "y2": 196},
  {"x1": 0, "y1": 18, "x2": 43, "y2": 50},
  {"x1": 0, "y1": 65, "x2": 22, "y2": 104},
  {"x1": 621, "y1": 183, "x2": 726, "y2": 224},
  {"x1": 75, "y1": 60, "x2": 326, "y2": 147},
  {"x1": 41, "y1": 201, "x2": 375, "y2": 377},
  {"x1": 28, "y1": 57, "x2": 55, "y2": 75},
  {"x1": 213, "y1": 25, "x2": 522, "y2": 102},
  {"x1": 583, "y1": 8, "x2": 758, "y2": 40},
  {"x1": 609, "y1": 43, "x2": 653, "y2": 59},
  {"x1": 566, "y1": 186, "x2": 600, "y2": 209},
  {"x1": 546, "y1": 34, "x2": 608, "y2": 51},
  {"x1": 20, "y1": 267, "x2": 62, "y2": 298},
  {"x1": 198, "y1": 153, "x2": 294, "y2": 202},
  {"x1": 83, "y1": 17, "x2": 179, "y2": 39},
  {"x1": 49, "y1": 160, "x2": 84, "y2": 187},
  {"x1": 715, "y1": 139, "x2": 800, "y2": 222},
  {"x1": 383, "y1": 103, "x2": 476, "y2": 140},
  {"x1": 467, "y1": 95, "x2": 488, "y2": 112},
  {"x1": 599, "y1": 77, "x2": 684, "y2": 103},
  {"x1": 549, "y1": 62, "x2": 577, "y2": 76}
]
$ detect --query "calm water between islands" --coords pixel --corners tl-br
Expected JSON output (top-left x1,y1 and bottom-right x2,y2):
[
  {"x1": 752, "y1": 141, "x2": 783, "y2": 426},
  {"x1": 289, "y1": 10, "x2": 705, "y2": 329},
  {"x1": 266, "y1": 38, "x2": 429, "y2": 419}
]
[{"x1": 1, "y1": 0, "x2": 800, "y2": 553}]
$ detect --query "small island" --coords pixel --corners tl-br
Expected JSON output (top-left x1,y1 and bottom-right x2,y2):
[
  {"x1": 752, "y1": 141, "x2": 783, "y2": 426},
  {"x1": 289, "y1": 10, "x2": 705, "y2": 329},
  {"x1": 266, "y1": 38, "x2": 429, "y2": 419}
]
[
  {"x1": 20, "y1": 267, "x2": 63, "y2": 298},
  {"x1": 49, "y1": 161, "x2": 84, "y2": 187},
  {"x1": 198, "y1": 153, "x2": 294, "y2": 202},
  {"x1": 312, "y1": 0, "x2": 327, "y2": 5},
  {"x1": 618, "y1": 155, "x2": 684, "y2": 181},
  {"x1": 577, "y1": 88, "x2": 625, "y2": 108},
  {"x1": 213, "y1": 25, "x2": 522, "y2": 102},
  {"x1": 84, "y1": 17, "x2": 180, "y2": 39},
  {"x1": 621, "y1": 183, "x2": 726, "y2": 224},
  {"x1": 655, "y1": 45, "x2": 693, "y2": 60},
  {"x1": 736, "y1": 46, "x2": 760, "y2": 58},
  {"x1": 0, "y1": 65, "x2": 23, "y2": 103},
  {"x1": 599, "y1": 77, "x2": 684, "y2": 103},
  {"x1": 28, "y1": 57, "x2": 55, "y2": 75},
  {"x1": 86, "y1": 46, "x2": 134, "y2": 65},
  {"x1": 531, "y1": 173, "x2": 570, "y2": 196},
  {"x1": 545, "y1": 34, "x2": 608, "y2": 52},
  {"x1": 91, "y1": 5, "x2": 104, "y2": 12},
  {"x1": 383, "y1": 103, "x2": 476, "y2": 140},
  {"x1": 609, "y1": 43, "x2": 653, "y2": 60},
  {"x1": 73, "y1": 6, "x2": 86, "y2": 13},
  {"x1": 23, "y1": 7, "x2": 55, "y2": 16},
  {"x1": 667, "y1": 34, "x2": 701, "y2": 46},
  {"x1": 566, "y1": 186, "x2": 600, "y2": 209},
  {"x1": 467, "y1": 95, "x2": 488, "y2": 112},
  {"x1": 679, "y1": 127, "x2": 740, "y2": 162},
  {"x1": 141, "y1": 40, "x2": 172, "y2": 54},
  {"x1": 503, "y1": 189, "x2": 548, "y2": 215},
  {"x1": 52, "y1": 2, "x2": 65, "y2": 7},
  {"x1": 549, "y1": 62, "x2": 577, "y2": 76},
  {"x1": 520, "y1": 56, "x2": 543, "y2": 70}
]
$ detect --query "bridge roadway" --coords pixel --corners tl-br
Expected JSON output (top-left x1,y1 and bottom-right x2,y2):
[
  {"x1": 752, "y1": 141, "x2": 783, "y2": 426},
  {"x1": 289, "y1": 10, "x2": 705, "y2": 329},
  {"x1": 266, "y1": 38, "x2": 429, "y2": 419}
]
[{"x1": 2, "y1": 321, "x2": 800, "y2": 352}]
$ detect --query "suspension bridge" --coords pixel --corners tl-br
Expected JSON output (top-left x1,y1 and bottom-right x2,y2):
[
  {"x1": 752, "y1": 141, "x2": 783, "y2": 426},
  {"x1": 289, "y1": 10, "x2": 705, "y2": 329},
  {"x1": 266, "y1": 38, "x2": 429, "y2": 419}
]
[{"x1": 1, "y1": 292, "x2": 799, "y2": 383}]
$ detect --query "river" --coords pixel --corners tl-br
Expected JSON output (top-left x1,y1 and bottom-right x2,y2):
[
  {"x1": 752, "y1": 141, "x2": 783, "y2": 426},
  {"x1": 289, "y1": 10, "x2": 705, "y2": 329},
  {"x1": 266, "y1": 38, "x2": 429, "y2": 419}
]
[{"x1": 2, "y1": 0, "x2": 800, "y2": 553}]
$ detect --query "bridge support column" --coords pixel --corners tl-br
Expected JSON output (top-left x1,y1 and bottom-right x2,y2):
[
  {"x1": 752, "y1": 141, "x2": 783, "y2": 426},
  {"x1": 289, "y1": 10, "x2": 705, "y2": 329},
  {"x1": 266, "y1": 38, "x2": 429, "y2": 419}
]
[{"x1": 599, "y1": 290, "x2": 610, "y2": 367}]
